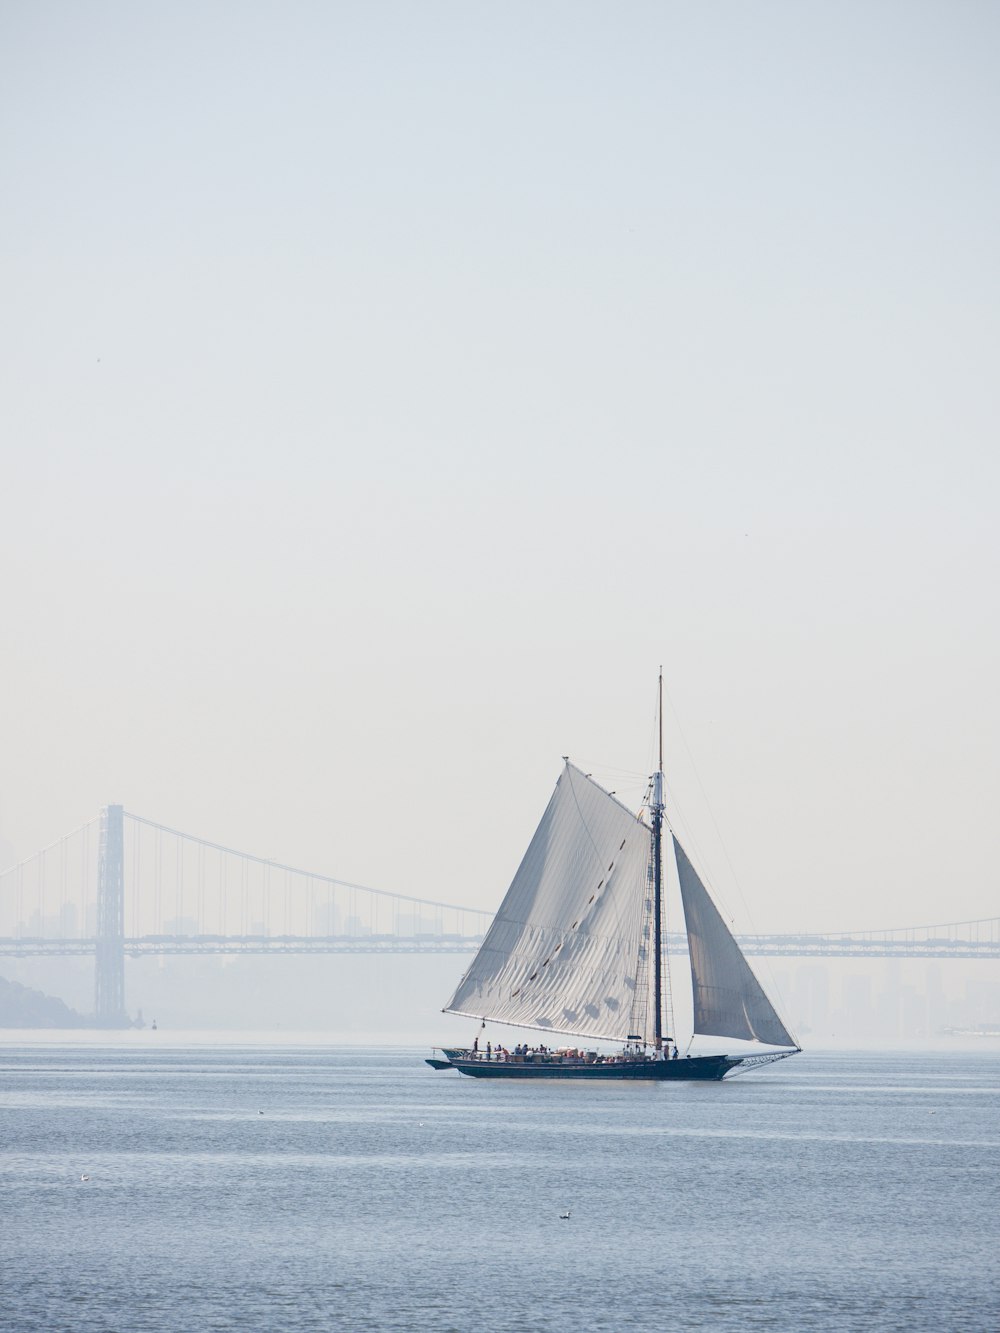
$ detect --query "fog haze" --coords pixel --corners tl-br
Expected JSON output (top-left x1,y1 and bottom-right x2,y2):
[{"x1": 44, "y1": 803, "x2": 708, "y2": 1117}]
[{"x1": 3, "y1": 2, "x2": 998, "y2": 942}]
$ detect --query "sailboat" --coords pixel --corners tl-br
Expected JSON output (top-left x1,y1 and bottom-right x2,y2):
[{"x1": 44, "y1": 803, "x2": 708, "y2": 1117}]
[{"x1": 428, "y1": 675, "x2": 800, "y2": 1081}]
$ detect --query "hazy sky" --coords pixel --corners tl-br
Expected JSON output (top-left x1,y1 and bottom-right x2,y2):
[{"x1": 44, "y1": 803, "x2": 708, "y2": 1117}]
[{"x1": 2, "y1": 2, "x2": 997, "y2": 937}]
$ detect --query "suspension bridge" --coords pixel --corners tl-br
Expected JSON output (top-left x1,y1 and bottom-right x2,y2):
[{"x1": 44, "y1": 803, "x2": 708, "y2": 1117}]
[{"x1": 1, "y1": 806, "x2": 997, "y2": 1026}]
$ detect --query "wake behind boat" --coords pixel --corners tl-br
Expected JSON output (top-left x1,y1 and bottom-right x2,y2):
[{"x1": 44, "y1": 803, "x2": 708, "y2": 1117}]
[{"x1": 429, "y1": 673, "x2": 800, "y2": 1081}]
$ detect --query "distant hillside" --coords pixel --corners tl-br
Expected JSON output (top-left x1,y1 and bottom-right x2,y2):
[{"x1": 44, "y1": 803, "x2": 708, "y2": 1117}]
[{"x1": 0, "y1": 975, "x2": 89, "y2": 1028}]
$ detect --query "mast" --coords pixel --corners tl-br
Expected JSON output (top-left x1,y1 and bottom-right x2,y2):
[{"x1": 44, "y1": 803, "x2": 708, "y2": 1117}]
[{"x1": 652, "y1": 668, "x2": 664, "y2": 1050}]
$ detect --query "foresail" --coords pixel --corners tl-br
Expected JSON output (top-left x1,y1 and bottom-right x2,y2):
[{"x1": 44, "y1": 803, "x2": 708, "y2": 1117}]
[
  {"x1": 673, "y1": 837, "x2": 798, "y2": 1049},
  {"x1": 445, "y1": 763, "x2": 653, "y2": 1044}
]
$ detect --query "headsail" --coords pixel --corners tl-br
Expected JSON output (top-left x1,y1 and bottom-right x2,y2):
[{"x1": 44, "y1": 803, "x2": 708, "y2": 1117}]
[
  {"x1": 445, "y1": 763, "x2": 654, "y2": 1044},
  {"x1": 673, "y1": 836, "x2": 798, "y2": 1049}
]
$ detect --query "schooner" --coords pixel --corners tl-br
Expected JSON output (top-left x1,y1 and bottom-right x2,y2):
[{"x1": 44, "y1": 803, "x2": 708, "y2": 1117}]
[{"x1": 428, "y1": 674, "x2": 800, "y2": 1080}]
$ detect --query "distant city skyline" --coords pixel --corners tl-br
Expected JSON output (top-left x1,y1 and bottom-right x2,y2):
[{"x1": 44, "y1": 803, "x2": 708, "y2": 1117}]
[{"x1": 3, "y1": 951, "x2": 998, "y2": 1047}]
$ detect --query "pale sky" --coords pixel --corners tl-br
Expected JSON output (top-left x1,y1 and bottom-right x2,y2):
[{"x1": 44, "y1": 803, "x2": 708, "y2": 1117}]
[{"x1": 2, "y1": 1, "x2": 998, "y2": 938}]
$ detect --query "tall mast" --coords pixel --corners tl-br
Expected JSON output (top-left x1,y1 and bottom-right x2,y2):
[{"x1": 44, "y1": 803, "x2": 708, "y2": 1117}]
[{"x1": 652, "y1": 668, "x2": 664, "y2": 1050}]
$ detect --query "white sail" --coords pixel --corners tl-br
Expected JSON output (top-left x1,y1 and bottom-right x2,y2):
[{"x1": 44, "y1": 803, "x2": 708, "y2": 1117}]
[
  {"x1": 445, "y1": 763, "x2": 654, "y2": 1043},
  {"x1": 673, "y1": 836, "x2": 798, "y2": 1049}
]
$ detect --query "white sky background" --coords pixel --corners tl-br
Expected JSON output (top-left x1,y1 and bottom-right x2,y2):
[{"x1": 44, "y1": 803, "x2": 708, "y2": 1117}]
[{"x1": 1, "y1": 2, "x2": 997, "y2": 937}]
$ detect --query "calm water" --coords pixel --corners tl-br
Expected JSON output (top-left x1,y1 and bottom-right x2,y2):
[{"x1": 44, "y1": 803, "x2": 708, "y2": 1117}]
[{"x1": 1, "y1": 1044, "x2": 997, "y2": 1332}]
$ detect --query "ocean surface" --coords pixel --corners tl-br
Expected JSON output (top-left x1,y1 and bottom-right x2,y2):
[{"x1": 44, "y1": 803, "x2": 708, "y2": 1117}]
[{"x1": 1, "y1": 1043, "x2": 997, "y2": 1332}]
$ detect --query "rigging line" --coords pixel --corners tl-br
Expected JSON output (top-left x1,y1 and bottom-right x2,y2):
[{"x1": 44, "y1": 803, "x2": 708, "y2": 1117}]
[
  {"x1": 566, "y1": 763, "x2": 651, "y2": 826},
  {"x1": 667, "y1": 780, "x2": 796, "y2": 1037},
  {"x1": 576, "y1": 776, "x2": 651, "y2": 806},
  {"x1": 573, "y1": 778, "x2": 650, "y2": 821},
  {"x1": 660, "y1": 680, "x2": 752, "y2": 922},
  {"x1": 661, "y1": 686, "x2": 795, "y2": 1030},
  {"x1": 562, "y1": 771, "x2": 650, "y2": 938},
  {"x1": 663, "y1": 786, "x2": 731, "y2": 918},
  {"x1": 573, "y1": 760, "x2": 650, "y2": 779},
  {"x1": 648, "y1": 674, "x2": 660, "y2": 790},
  {"x1": 660, "y1": 692, "x2": 792, "y2": 1028}
]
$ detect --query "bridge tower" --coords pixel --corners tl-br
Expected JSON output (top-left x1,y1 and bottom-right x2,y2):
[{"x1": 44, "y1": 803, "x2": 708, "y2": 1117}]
[{"x1": 95, "y1": 804, "x2": 127, "y2": 1025}]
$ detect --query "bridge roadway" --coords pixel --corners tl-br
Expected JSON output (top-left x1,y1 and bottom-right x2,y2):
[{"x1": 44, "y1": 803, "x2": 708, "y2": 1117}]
[{"x1": 2, "y1": 932, "x2": 997, "y2": 960}]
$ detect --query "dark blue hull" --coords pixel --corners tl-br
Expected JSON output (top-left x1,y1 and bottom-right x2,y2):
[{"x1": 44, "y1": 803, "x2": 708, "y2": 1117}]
[{"x1": 430, "y1": 1052, "x2": 742, "y2": 1080}]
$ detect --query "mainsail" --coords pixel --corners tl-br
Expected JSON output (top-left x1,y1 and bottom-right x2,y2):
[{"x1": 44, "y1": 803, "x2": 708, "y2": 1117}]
[
  {"x1": 445, "y1": 763, "x2": 653, "y2": 1043},
  {"x1": 673, "y1": 836, "x2": 798, "y2": 1049}
]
